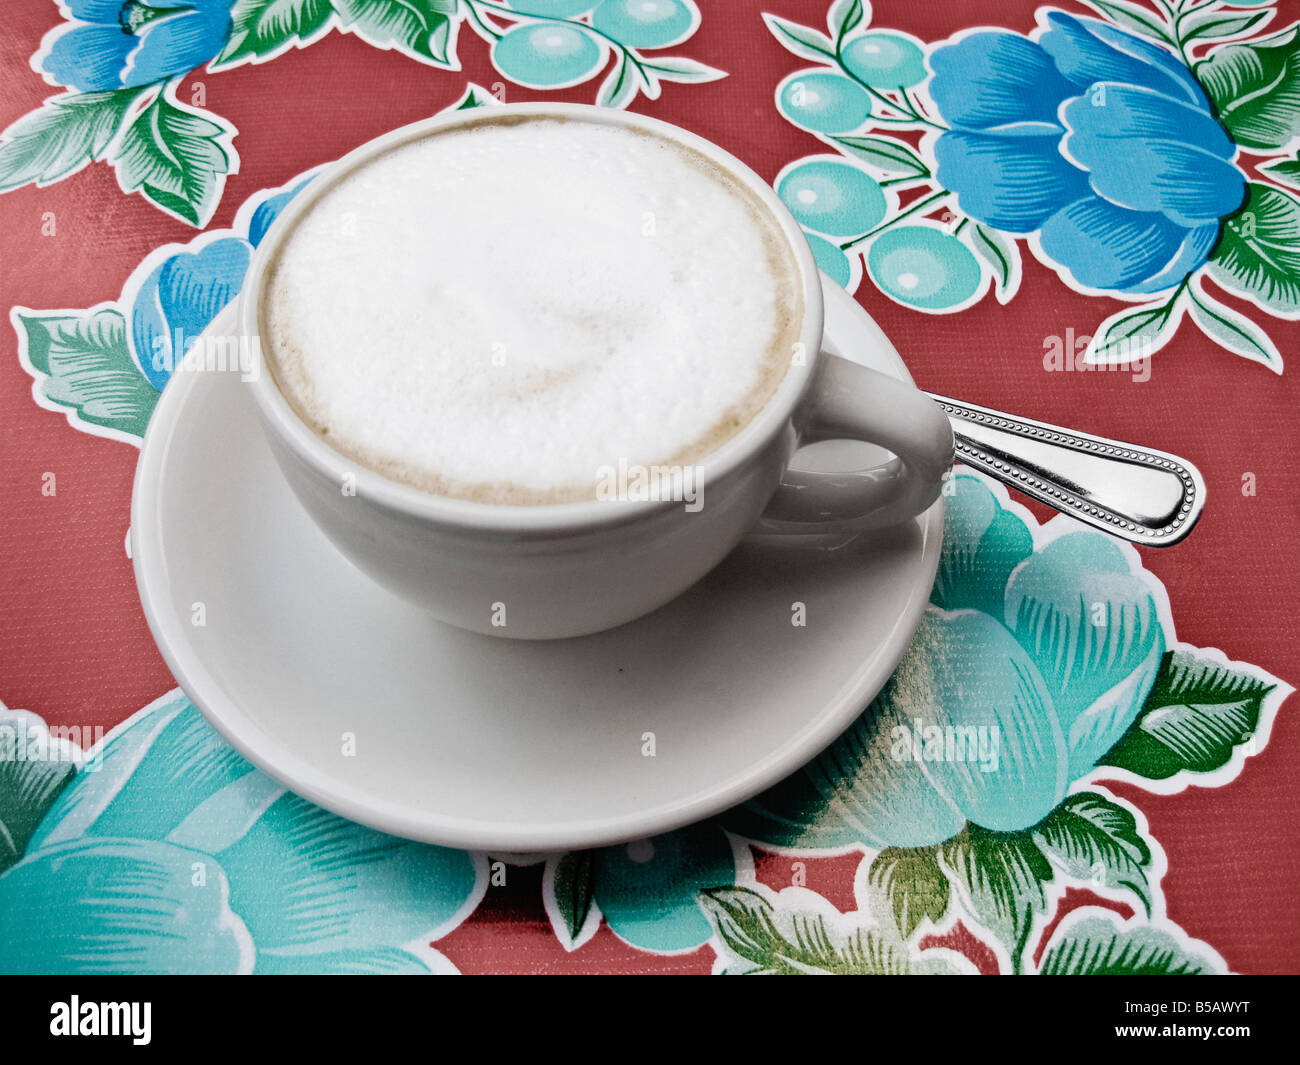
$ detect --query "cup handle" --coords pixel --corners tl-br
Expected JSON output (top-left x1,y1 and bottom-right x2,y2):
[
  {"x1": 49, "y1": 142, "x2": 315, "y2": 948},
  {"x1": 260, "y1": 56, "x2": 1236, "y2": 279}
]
[{"x1": 754, "y1": 353, "x2": 954, "y2": 535}]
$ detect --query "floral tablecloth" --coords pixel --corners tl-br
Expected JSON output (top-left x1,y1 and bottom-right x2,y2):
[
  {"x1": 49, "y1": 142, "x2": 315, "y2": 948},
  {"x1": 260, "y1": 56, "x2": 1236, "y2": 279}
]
[{"x1": 1, "y1": 0, "x2": 1297, "y2": 975}]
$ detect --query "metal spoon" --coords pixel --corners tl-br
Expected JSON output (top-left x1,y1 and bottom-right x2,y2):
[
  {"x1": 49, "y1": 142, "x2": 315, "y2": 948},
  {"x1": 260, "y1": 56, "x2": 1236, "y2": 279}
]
[{"x1": 928, "y1": 393, "x2": 1205, "y2": 546}]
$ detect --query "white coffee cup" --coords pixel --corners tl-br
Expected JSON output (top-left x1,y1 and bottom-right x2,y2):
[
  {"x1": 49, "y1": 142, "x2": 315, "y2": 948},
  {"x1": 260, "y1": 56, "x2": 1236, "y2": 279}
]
[{"x1": 242, "y1": 103, "x2": 953, "y2": 639}]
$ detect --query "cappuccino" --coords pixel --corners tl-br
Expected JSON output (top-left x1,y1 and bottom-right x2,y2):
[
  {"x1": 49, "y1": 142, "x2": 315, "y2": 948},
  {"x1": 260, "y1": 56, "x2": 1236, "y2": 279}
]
[{"x1": 262, "y1": 115, "x2": 801, "y2": 504}]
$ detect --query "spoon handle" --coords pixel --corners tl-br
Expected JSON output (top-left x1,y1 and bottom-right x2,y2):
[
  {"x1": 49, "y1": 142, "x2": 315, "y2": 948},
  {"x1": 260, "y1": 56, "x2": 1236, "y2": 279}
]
[{"x1": 926, "y1": 393, "x2": 1206, "y2": 547}]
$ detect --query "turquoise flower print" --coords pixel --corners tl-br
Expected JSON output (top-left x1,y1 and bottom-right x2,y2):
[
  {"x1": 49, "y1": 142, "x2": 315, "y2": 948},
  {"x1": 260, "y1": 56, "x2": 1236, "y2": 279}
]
[
  {"x1": 929, "y1": 11, "x2": 1246, "y2": 294},
  {"x1": 40, "y1": 0, "x2": 237, "y2": 92},
  {"x1": 707, "y1": 470, "x2": 1287, "y2": 973},
  {"x1": 593, "y1": 826, "x2": 736, "y2": 952},
  {"x1": 0, "y1": 692, "x2": 486, "y2": 974},
  {"x1": 546, "y1": 825, "x2": 738, "y2": 953},
  {"x1": 728, "y1": 473, "x2": 1166, "y2": 850}
]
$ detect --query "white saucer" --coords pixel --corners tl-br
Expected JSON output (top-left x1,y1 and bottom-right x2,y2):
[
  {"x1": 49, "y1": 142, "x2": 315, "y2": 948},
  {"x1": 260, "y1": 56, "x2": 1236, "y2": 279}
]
[{"x1": 131, "y1": 281, "x2": 943, "y2": 851}]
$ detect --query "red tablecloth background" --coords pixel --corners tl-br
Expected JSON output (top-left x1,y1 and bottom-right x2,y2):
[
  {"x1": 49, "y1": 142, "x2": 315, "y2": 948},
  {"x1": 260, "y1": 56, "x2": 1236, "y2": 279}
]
[{"x1": 2, "y1": 0, "x2": 1297, "y2": 973}]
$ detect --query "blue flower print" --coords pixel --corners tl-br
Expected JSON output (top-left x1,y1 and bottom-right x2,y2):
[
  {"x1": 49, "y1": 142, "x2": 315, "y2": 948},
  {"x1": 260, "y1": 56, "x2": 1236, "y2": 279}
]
[
  {"x1": 129, "y1": 237, "x2": 250, "y2": 390},
  {"x1": 929, "y1": 11, "x2": 1246, "y2": 294},
  {"x1": 41, "y1": 1, "x2": 237, "y2": 93},
  {"x1": 126, "y1": 173, "x2": 314, "y2": 389},
  {"x1": 247, "y1": 174, "x2": 316, "y2": 247}
]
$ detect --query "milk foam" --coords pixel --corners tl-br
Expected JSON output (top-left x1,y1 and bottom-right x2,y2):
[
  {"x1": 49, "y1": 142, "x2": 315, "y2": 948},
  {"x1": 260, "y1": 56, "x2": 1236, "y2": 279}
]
[{"x1": 263, "y1": 116, "x2": 801, "y2": 503}]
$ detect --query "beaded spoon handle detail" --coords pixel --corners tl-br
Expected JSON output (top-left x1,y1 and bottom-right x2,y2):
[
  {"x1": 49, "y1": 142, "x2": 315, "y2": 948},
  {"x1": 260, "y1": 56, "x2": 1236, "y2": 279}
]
[{"x1": 928, "y1": 393, "x2": 1205, "y2": 546}]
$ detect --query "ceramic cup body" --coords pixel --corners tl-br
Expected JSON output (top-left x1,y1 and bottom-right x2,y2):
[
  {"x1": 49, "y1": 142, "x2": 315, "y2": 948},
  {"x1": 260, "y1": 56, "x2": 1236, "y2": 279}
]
[{"x1": 242, "y1": 103, "x2": 952, "y2": 639}]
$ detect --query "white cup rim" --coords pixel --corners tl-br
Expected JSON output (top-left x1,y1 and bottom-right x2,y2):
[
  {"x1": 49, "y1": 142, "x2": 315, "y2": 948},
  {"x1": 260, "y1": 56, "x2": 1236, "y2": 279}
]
[{"x1": 241, "y1": 102, "x2": 825, "y2": 532}]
